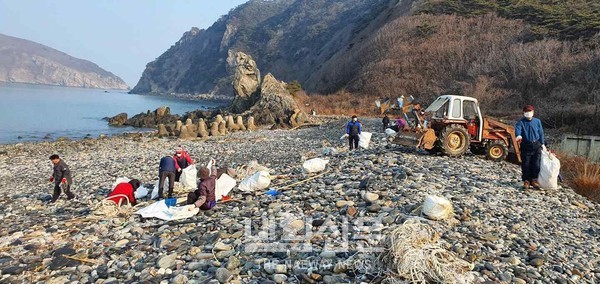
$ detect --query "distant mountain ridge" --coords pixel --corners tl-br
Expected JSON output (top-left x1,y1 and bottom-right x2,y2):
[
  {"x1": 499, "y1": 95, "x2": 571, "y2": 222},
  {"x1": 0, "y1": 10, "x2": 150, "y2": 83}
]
[{"x1": 0, "y1": 33, "x2": 128, "y2": 90}]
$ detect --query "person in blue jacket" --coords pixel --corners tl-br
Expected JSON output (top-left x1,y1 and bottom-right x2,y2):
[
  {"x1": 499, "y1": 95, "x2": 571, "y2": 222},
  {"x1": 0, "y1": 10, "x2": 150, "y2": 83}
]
[
  {"x1": 158, "y1": 156, "x2": 177, "y2": 199},
  {"x1": 346, "y1": 115, "x2": 362, "y2": 150},
  {"x1": 515, "y1": 105, "x2": 545, "y2": 190}
]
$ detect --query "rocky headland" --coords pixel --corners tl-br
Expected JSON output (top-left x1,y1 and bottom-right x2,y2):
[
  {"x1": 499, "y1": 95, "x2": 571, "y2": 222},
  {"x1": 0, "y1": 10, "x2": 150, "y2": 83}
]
[
  {"x1": 0, "y1": 118, "x2": 598, "y2": 283},
  {"x1": 0, "y1": 33, "x2": 128, "y2": 90}
]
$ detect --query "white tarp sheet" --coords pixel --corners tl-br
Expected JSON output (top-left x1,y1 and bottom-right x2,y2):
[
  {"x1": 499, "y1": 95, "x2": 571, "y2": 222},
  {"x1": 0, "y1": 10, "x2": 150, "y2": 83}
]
[{"x1": 135, "y1": 200, "x2": 199, "y2": 221}]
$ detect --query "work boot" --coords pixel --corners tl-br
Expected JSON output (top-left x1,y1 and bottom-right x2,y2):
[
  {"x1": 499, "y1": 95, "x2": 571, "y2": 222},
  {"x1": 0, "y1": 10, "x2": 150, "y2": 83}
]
[
  {"x1": 523, "y1": 181, "x2": 530, "y2": 190},
  {"x1": 532, "y1": 179, "x2": 541, "y2": 190}
]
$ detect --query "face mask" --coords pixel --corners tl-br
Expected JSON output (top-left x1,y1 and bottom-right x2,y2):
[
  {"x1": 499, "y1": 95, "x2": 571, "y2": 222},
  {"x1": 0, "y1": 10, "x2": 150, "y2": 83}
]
[
  {"x1": 176, "y1": 153, "x2": 182, "y2": 157},
  {"x1": 352, "y1": 118, "x2": 357, "y2": 122},
  {"x1": 523, "y1": 111, "x2": 533, "y2": 119}
]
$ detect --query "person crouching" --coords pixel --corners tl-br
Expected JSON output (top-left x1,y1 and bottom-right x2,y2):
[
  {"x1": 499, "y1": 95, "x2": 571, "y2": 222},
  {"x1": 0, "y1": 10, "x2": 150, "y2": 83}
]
[
  {"x1": 107, "y1": 179, "x2": 141, "y2": 206},
  {"x1": 187, "y1": 160, "x2": 217, "y2": 210}
]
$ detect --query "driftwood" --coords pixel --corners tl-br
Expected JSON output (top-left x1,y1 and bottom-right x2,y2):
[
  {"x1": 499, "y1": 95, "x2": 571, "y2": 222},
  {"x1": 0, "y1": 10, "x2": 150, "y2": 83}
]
[{"x1": 290, "y1": 123, "x2": 322, "y2": 130}]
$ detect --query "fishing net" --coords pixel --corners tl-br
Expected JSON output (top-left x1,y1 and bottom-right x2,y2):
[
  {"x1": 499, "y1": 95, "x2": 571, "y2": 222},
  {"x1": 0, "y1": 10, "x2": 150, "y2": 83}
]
[{"x1": 380, "y1": 219, "x2": 474, "y2": 284}]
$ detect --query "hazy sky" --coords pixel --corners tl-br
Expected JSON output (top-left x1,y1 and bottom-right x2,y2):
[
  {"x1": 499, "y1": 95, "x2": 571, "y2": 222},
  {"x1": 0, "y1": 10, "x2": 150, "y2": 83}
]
[{"x1": 0, "y1": 0, "x2": 249, "y2": 87}]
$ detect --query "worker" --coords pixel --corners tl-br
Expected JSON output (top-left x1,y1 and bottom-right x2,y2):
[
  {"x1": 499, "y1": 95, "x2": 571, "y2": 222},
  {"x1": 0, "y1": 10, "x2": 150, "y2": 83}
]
[
  {"x1": 48, "y1": 154, "x2": 75, "y2": 202},
  {"x1": 515, "y1": 105, "x2": 545, "y2": 190},
  {"x1": 346, "y1": 115, "x2": 362, "y2": 150},
  {"x1": 158, "y1": 156, "x2": 177, "y2": 199},
  {"x1": 174, "y1": 146, "x2": 194, "y2": 182},
  {"x1": 187, "y1": 159, "x2": 217, "y2": 210},
  {"x1": 382, "y1": 114, "x2": 390, "y2": 131},
  {"x1": 107, "y1": 179, "x2": 141, "y2": 206}
]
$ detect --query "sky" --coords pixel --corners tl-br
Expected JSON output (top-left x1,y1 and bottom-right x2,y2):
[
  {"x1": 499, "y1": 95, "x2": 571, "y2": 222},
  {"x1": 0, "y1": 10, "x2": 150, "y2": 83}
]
[{"x1": 0, "y1": 0, "x2": 249, "y2": 87}]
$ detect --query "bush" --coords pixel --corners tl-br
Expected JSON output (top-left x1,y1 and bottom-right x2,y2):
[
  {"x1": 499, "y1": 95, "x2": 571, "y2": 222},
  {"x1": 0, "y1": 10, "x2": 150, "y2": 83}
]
[{"x1": 557, "y1": 153, "x2": 600, "y2": 202}]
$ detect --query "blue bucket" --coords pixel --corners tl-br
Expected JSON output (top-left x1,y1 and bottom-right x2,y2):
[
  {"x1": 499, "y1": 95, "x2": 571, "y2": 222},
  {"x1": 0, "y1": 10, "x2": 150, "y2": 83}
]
[{"x1": 165, "y1": 198, "x2": 177, "y2": 207}]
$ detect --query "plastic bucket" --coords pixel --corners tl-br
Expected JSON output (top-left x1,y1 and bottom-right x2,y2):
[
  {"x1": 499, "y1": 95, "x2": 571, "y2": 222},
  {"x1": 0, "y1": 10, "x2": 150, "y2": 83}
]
[{"x1": 165, "y1": 198, "x2": 177, "y2": 207}]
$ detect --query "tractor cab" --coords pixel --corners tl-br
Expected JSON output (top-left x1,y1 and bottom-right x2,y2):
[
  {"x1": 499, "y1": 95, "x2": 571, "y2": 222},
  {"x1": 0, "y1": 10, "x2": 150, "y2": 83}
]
[{"x1": 425, "y1": 95, "x2": 483, "y2": 142}]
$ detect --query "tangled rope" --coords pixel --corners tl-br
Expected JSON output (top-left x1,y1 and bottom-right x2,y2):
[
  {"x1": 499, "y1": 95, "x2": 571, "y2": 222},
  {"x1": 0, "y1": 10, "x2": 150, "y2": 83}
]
[
  {"x1": 93, "y1": 194, "x2": 141, "y2": 218},
  {"x1": 380, "y1": 219, "x2": 474, "y2": 284}
]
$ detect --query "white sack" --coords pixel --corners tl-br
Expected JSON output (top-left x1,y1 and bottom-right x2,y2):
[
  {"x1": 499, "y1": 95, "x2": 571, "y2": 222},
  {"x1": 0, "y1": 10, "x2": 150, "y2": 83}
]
[
  {"x1": 422, "y1": 195, "x2": 453, "y2": 220},
  {"x1": 215, "y1": 174, "x2": 236, "y2": 201},
  {"x1": 340, "y1": 134, "x2": 349, "y2": 140},
  {"x1": 539, "y1": 147, "x2": 561, "y2": 190},
  {"x1": 135, "y1": 200, "x2": 198, "y2": 221},
  {"x1": 302, "y1": 158, "x2": 329, "y2": 173},
  {"x1": 238, "y1": 171, "x2": 271, "y2": 192},
  {"x1": 385, "y1": 128, "x2": 397, "y2": 137},
  {"x1": 134, "y1": 185, "x2": 149, "y2": 199},
  {"x1": 359, "y1": 132, "x2": 373, "y2": 149},
  {"x1": 180, "y1": 165, "x2": 198, "y2": 189},
  {"x1": 151, "y1": 181, "x2": 169, "y2": 200}
]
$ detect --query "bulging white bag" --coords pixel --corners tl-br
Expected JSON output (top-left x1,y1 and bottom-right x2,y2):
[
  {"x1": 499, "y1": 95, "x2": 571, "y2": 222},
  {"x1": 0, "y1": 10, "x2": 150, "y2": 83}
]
[
  {"x1": 539, "y1": 147, "x2": 560, "y2": 190},
  {"x1": 238, "y1": 171, "x2": 271, "y2": 192},
  {"x1": 216, "y1": 174, "x2": 236, "y2": 201},
  {"x1": 302, "y1": 158, "x2": 329, "y2": 173},
  {"x1": 422, "y1": 195, "x2": 453, "y2": 220},
  {"x1": 135, "y1": 185, "x2": 149, "y2": 199},
  {"x1": 359, "y1": 132, "x2": 372, "y2": 149},
  {"x1": 385, "y1": 128, "x2": 397, "y2": 137},
  {"x1": 180, "y1": 165, "x2": 198, "y2": 189},
  {"x1": 151, "y1": 181, "x2": 169, "y2": 200}
]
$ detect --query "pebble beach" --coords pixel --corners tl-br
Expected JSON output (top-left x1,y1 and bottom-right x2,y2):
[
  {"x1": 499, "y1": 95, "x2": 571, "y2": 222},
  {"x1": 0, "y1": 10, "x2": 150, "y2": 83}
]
[{"x1": 0, "y1": 118, "x2": 598, "y2": 283}]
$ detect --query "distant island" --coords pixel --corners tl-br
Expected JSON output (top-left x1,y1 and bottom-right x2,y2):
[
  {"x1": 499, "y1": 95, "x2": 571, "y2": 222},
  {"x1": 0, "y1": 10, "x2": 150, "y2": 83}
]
[{"x1": 0, "y1": 33, "x2": 128, "y2": 90}]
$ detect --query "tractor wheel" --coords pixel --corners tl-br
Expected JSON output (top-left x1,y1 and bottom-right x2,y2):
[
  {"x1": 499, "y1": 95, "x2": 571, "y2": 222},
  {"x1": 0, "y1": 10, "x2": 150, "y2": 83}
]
[
  {"x1": 486, "y1": 140, "x2": 509, "y2": 162},
  {"x1": 441, "y1": 124, "x2": 470, "y2": 157},
  {"x1": 470, "y1": 145, "x2": 486, "y2": 155}
]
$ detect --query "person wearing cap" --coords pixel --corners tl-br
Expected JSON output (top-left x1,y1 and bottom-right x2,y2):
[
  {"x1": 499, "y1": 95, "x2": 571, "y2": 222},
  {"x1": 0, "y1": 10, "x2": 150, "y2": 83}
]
[
  {"x1": 107, "y1": 179, "x2": 141, "y2": 206},
  {"x1": 158, "y1": 156, "x2": 177, "y2": 199},
  {"x1": 173, "y1": 147, "x2": 194, "y2": 182},
  {"x1": 346, "y1": 115, "x2": 362, "y2": 150},
  {"x1": 186, "y1": 159, "x2": 217, "y2": 210},
  {"x1": 515, "y1": 105, "x2": 545, "y2": 189},
  {"x1": 382, "y1": 114, "x2": 390, "y2": 132},
  {"x1": 48, "y1": 154, "x2": 75, "y2": 202}
]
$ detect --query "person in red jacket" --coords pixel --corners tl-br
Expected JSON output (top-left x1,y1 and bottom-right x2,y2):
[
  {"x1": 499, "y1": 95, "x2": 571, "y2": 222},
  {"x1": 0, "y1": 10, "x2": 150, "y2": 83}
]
[
  {"x1": 174, "y1": 147, "x2": 194, "y2": 182},
  {"x1": 186, "y1": 159, "x2": 217, "y2": 210},
  {"x1": 107, "y1": 179, "x2": 141, "y2": 206}
]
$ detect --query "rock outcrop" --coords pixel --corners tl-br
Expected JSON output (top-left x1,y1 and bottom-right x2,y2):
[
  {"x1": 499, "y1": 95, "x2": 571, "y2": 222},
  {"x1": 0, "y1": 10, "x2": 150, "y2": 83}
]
[
  {"x1": 246, "y1": 73, "x2": 310, "y2": 128},
  {"x1": 124, "y1": 107, "x2": 180, "y2": 128},
  {"x1": 107, "y1": 113, "x2": 128, "y2": 126},
  {"x1": 0, "y1": 33, "x2": 128, "y2": 89},
  {"x1": 230, "y1": 51, "x2": 261, "y2": 113}
]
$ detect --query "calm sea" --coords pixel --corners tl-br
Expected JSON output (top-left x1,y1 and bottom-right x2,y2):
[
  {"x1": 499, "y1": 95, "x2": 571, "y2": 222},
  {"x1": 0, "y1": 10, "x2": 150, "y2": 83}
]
[{"x1": 0, "y1": 83, "x2": 223, "y2": 144}]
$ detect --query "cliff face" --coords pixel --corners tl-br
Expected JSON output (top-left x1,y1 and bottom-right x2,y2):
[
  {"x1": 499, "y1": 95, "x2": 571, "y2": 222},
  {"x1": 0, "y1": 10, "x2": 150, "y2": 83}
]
[
  {"x1": 130, "y1": 0, "x2": 396, "y2": 97},
  {"x1": 0, "y1": 33, "x2": 128, "y2": 90}
]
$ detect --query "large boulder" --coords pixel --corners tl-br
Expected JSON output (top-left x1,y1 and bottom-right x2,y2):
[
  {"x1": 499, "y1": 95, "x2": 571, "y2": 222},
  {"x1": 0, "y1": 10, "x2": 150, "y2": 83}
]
[
  {"x1": 108, "y1": 113, "x2": 128, "y2": 126},
  {"x1": 230, "y1": 51, "x2": 261, "y2": 113},
  {"x1": 247, "y1": 116, "x2": 256, "y2": 131},
  {"x1": 210, "y1": 122, "x2": 220, "y2": 136},
  {"x1": 250, "y1": 73, "x2": 307, "y2": 128},
  {"x1": 198, "y1": 119, "x2": 209, "y2": 138},
  {"x1": 236, "y1": 116, "x2": 246, "y2": 131},
  {"x1": 156, "y1": 106, "x2": 170, "y2": 117}
]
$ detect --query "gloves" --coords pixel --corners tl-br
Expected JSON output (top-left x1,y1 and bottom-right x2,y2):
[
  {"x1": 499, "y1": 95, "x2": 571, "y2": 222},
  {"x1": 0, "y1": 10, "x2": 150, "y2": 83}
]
[
  {"x1": 49, "y1": 177, "x2": 54, "y2": 182},
  {"x1": 515, "y1": 136, "x2": 522, "y2": 143},
  {"x1": 61, "y1": 178, "x2": 67, "y2": 184}
]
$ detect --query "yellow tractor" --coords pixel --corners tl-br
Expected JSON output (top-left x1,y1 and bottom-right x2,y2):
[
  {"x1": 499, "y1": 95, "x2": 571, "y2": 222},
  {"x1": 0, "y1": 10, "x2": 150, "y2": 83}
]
[{"x1": 392, "y1": 95, "x2": 521, "y2": 163}]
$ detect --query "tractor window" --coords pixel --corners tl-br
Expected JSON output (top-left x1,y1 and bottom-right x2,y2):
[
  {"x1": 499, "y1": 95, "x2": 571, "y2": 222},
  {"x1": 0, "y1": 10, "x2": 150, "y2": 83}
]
[
  {"x1": 426, "y1": 97, "x2": 449, "y2": 119},
  {"x1": 452, "y1": 99, "x2": 461, "y2": 118},
  {"x1": 463, "y1": 101, "x2": 478, "y2": 120}
]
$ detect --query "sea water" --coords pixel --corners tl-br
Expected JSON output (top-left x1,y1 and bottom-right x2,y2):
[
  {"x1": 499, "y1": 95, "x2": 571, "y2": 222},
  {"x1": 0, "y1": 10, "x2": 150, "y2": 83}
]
[{"x1": 0, "y1": 82, "x2": 223, "y2": 144}]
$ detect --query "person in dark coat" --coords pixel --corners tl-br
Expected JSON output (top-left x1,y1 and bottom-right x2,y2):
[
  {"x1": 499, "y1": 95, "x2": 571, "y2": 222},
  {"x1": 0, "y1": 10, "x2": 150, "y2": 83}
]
[
  {"x1": 49, "y1": 154, "x2": 75, "y2": 202},
  {"x1": 515, "y1": 105, "x2": 545, "y2": 190},
  {"x1": 158, "y1": 156, "x2": 177, "y2": 199},
  {"x1": 382, "y1": 114, "x2": 390, "y2": 132},
  {"x1": 346, "y1": 115, "x2": 362, "y2": 150},
  {"x1": 187, "y1": 159, "x2": 217, "y2": 210},
  {"x1": 107, "y1": 179, "x2": 141, "y2": 206}
]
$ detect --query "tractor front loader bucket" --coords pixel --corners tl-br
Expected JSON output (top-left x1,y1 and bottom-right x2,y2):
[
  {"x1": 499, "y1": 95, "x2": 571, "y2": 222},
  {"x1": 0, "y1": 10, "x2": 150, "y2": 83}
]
[{"x1": 392, "y1": 129, "x2": 437, "y2": 149}]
